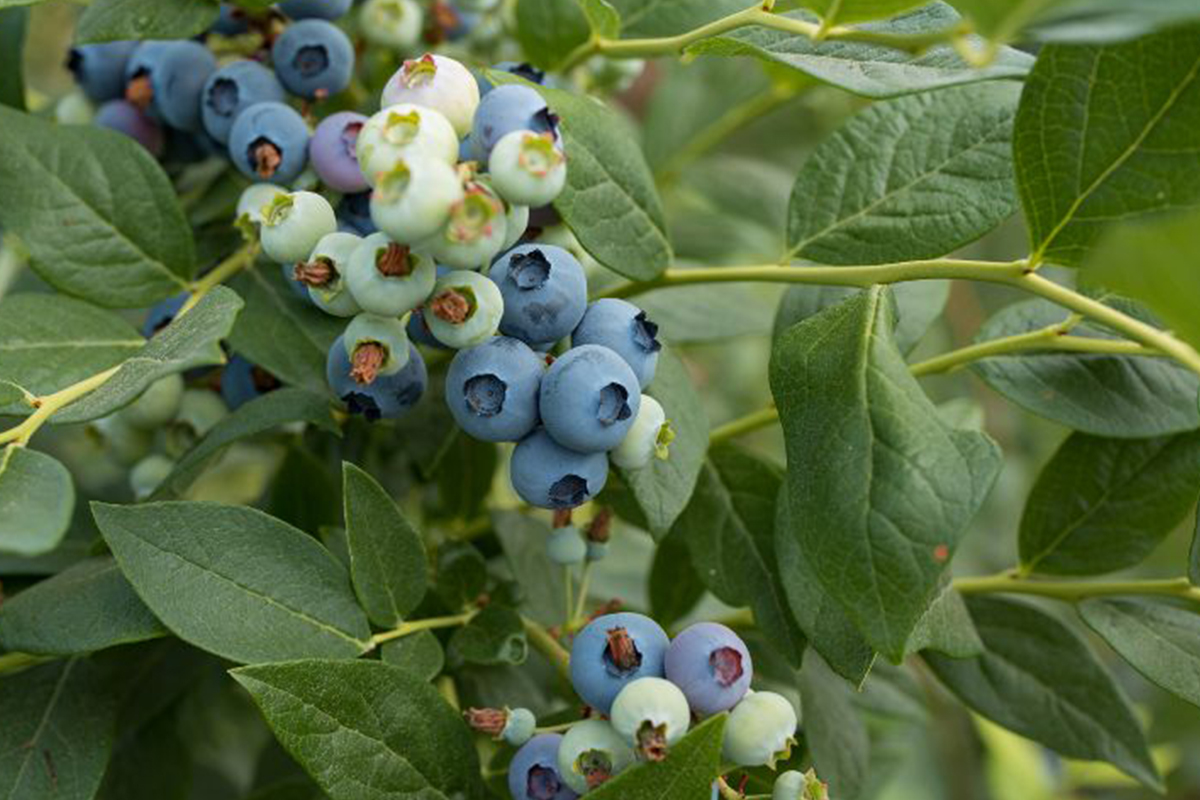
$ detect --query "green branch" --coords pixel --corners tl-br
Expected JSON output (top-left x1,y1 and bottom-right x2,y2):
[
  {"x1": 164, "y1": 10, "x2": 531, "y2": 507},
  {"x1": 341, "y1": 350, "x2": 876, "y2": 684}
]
[
  {"x1": 522, "y1": 616, "x2": 572, "y2": 680},
  {"x1": 954, "y1": 573, "x2": 1200, "y2": 603},
  {"x1": 0, "y1": 651, "x2": 52, "y2": 675},
  {"x1": 370, "y1": 611, "x2": 478, "y2": 648}
]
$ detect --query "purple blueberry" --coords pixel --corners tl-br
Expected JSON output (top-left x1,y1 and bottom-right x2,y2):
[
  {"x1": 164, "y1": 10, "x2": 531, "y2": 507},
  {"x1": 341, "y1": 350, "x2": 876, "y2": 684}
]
[
  {"x1": 310, "y1": 111, "x2": 370, "y2": 193},
  {"x1": 508, "y1": 734, "x2": 578, "y2": 800},
  {"x1": 569, "y1": 612, "x2": 670, "y2": 715},
  {"x1": 664, "y1": 623, "x2": 752, "y2": 717},
  {"x1": 490, "y1": 244, "x2": 587, "y2": 347},
  {"x1": 95, "y1": 100, "x2": 164, "y2": 156},
  {"x1": 538, "y1": 345, "x2": 641, "y2": 454}
]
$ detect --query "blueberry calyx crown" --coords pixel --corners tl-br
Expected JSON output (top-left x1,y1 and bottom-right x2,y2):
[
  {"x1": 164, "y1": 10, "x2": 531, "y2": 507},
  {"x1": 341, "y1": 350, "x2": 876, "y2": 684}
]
[
  {"x1": 250, "y1": 137, "x2": 284, "y2": 179},
  {"x1": 445, "y1": 186, "x2": 502, "y2": 243},
  {"x1": 710, "y1": 645, "x2": 744, "y2": 687},
  {"x1": 431, "y1": 286, "x2": 475, "y2": 324},
  {"x1": 375, "y1": 243, "x2": 414, "y2": 277},
  {"x1": 507, "y1": 249, "x2": 551, "y2": 291},
  {"x1": 464, "y1": 373, "x2": 506, "y2": 417},
  {"x1": 527, "y1": 765, "x2": 564, "y2": 800},
  {"x1": 576, "y1": 749, "x2": 614, "y2": 790},
  {"x1": 636, "y1": 721, "x2": 669, "y2": 762},
  {"x1": 350, "y1": 341, "x2": 386, "y2": 385},
  {"x1": 294, "y1": 44, "x2": 330, "y2": 79},
  {"x1": 596, "y1": 382, "x2": 632, "y2": 426},
  {"x1": 632, "y1": 311, "x2": 662, "y2": 354},
  {"x1": 125, "y1": 71, "x2": 154, "y2": 110},
  {"x1": 463, "y1": 706, "x2": 508, "y2": 737},
  {"x1": 604, "y1": 626, "x2": 641, "y2": 674},
  {"x1": 207, "y1": 77, "x2": 240, "y2": 117},
  {"x1": 548, "y1": 474, "x2": 589, "y2": 507},
  {"x1": 401, "y1": 53, "x2": 439, "y2": 86},
  {"x1": 294, "y1": 258, "x2": 335, "y2": 287}
]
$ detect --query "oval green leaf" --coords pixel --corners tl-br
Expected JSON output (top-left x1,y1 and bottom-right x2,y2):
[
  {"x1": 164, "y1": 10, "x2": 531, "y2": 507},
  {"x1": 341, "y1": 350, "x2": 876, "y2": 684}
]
[{"x1": 0, "y1": 445, "x2": 75, "y2": 556}]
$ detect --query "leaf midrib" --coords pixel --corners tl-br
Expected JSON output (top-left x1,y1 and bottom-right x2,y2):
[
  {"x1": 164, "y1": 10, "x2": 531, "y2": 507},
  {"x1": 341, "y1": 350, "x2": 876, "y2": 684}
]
[{"x1": 3, "y1": 659, "x2": 74, "y2": 799}]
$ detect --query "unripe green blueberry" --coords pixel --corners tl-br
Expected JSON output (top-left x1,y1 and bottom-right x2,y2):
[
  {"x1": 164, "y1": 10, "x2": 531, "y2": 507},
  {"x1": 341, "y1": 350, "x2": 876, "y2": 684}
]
[
  {"x1": 427, "y1": 181, "x2": 508, "y2": 270},
  {"x1": 344, "y1": 233, "x2": 436, "y2": 317},
  {"x1": 722, "y1": 691, "x2": 797, "y2": 769},
  {"x1": 610, "y1": 677, "x2": 691, "y2": 761},
  {"x1": 164, "y1": 389, "x2": 229, "y2": 456},
  {"x1": 503, "y1": 201, "x2": 530, "y2": 251},
  {"x1": 502, "y1": 707, "x2": 537, "y2": 747},
  {"x1": 369, "y1": 157, "x2": 462, "y2": 244},
  {"x1": 298, "y1": 231, "x2": 363, "y2": 317},
  {"x1": 381, "y1": 54, "x2": 479, "y2": 138},
  {"x1": 586, "y1": 541, "x2": 609, "y2": 562},
  {"x1": 343, "y1": 313, "x2": 412, "y2": 382},
  {"x1": 130, "y1": 453, "x2": 176, "y2": 500},
  {"x1": 547, "y1": 526, "x2": 586, "y2": 566},
  {"x1": 261, "y1": 191, "x2": 337, "y2": 264},
  {"x1": 90, "y1": 414, "x2": 153, "y2": 467},
  {"x1": 357, "y1": 104, "x2": 459, "y2": 182},
  {"x1": 489, "y1": 130, "x2": 567, "y2": 208},
  {"x1": 425, "y1": 270, "x2": 503, "y2": 349},
  {"x1": 556, "y1": 719, "x2": 635, "y2": 794},
  {"x1": 773, "y1": 771, "x2": 805, "y2": 800},
  {"x1": 360, "y1": 0, "x2": 423, "y2": 51},
  {"x1": 118, "y1": 373, "x2": 184, "y2": 430},
  {"x1": 610, "y1": 395, "x2": 672, "y2": 470},
  {"x1": 237, "y1": 183, "x2": 287, "y2": 226}
]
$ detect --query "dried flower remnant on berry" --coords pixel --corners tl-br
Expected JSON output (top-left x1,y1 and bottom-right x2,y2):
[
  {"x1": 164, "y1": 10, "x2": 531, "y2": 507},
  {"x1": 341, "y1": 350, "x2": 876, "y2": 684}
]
[
  {"x1": 294, "y1": 259, "x2": 334, "y2": 286},
  {"x1": 464, "y1": 707, "x2": 508, "y2": 737},
  {"x1": 431, "y1": 288, "x2": 470, "y2": 324},
  {"x1": 585, "y1": 507, "x2": 612, "y2": 543},
  {"x1": 252, "y1": 139, "x2": 283, "y2": 178},
  {"x1": 376, "y1": 242, "x2": 414, "y2": 277},
  {"x1": 350, "y1": 342, "x2": 386, "y2": 385},
  {"x1": 605, "y1": 627, "x2": 640, "y2": 672},
  {"x1": 637, "y1": 721, "x2": 669, "y2": 762}
]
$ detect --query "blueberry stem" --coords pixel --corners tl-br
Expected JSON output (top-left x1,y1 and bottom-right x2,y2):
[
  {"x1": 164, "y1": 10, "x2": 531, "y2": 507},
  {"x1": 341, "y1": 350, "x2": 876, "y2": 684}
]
[
  {"x1": 0, "y1": 651, "x2": 51, "y2": 676},
  {"x1": 522, "y1": 615, "x2": 571, "y2": 680},
  {"x1": 571, "y1": 563, "x2": 594, "y2": 627},
  {"x1": 369, "y1": 610, "x2": 478, "y2": 648},
  {"x1": 533, "y1": 721, "x2": 576, "y2": 734},
  {"x1": 953, "y1": 573, "x2": 1200, "y2": 604},
  {"x1": 564, "y1": 565, "x2": 575, "y2": 627}
]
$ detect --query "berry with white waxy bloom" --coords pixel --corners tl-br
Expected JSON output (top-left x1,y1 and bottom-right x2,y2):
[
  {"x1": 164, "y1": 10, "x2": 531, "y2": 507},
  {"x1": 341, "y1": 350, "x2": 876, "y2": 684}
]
[
  {"x1": 357, "y1": 103, "x2": 459, "y2": 180},
  {"x1": 470, "y1": 83, "x2": 557, "y2": 162},
  {"x1": 261, "y1": 192, "x2": 337, "y2": 265},
  {"x1": 556, "y1": 720, "x2": 635, "y2": 794},
  {"x1": 610, "y1": 677, "x2": 691, "y2": 761},
  {"x1": 489, "y1": 130, "x2": 567, "y2": 208},
  {"x1": 424, "y1": 269, "x2": 504, "y2": 349},
  {"x1": 502, "y1": 200, "x2": 530, "y2": 250},
  {"x1": 123, "y1": 41, "x2": 216, "y2": 132},
  {"x1": 572, "y1": 299, "x2": 661, "y2": 389},
  {"x1": 236, "y1": 183, "x2": 287, "y2": 228},
  {"x1": 508, "y1": 734, "x2": 578, "y2": 800},
  {"x1": 664, "y1": 622, "x2": 752, "y2": 717},
  {"x1": 343, "y1": 313, "x2": 412, "y2": 385},
  {"x1": 445, "y1": 336, "x2": 543, "y2": 442},
  {"x1": 510, "y1": 429, "x2": 608, "y2": 510},
  {"x1": 200, "y1": 60, "x2": 285, "y2": 145},
  {"x1": 309, "y1": 111, "x2": 370, "y2": 194},
  {"x1": 228, "y1": 101, "x2": 311, "y2": 184},
  {"x1": 547, "y1": 525, "x2": 586, "y2": 565},
  {"x1": 722, "y1": 691, "x2": 797, "y2": 768},
  {"x1": 610, "y1": 395, "x2": 673, "y2": 470},
  {"x1": 774, "y1": 770, "x2": 830, "y2": 800},
  {"x1": 360, "y1": 0, "x2": 424, "y2": 51},
  {"x1": 344, "y1": 233, "x2": 436, "y2": 317},
  {"x1": 569, "y1": 612, "x2": 670, "y2": 715},
  {"x1": 293, "y1": 232, "x2": 363, "y2": 317},
  {"x1": 369, "y1": 158, "x2": 463, "y2": 244},
  {"x1": 427, "y1": 179, "x2": 509, "y2": 270},
  {"x1": 271, "y1": 18, "x2": 355, "y2": 99},
  {"x1": 67, "y1": 41, "x2": 138, "y2": 103},
  {"x1": 326, "y1": 337, "x2": 426, "y2": 420},
  {"x1": 490, "y1": 244, "x2": 587, "y2": 347},
  {"x1": 538, "y1": 345, "x2": 641, "y2": 454},
  {"x1": 381, "y1": 54, "x2": 479, "y2": 138}
]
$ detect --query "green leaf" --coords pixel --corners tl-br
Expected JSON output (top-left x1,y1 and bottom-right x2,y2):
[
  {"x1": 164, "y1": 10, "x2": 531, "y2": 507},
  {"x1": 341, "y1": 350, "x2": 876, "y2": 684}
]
[
  {"x1": 1015, "y1": 26, "x2": 1200, "y2": 268},
  {"x1": 774, "y1": 280, "x2": 949, "y2": 355},
  {"x1": 52, "y1": 286, "x2": 243, "y2": 424},
  {"x1": 93, "y1": 500, "x2": 372, "y2": 663},
  {"x1": 970, "y1": 298, "x2": 1200, "y2": 437},
  {"x1": 232, "y1": 659, "x2": 484, "y2": 800},
  {"x1": 0, "y1": 7, "x2": 26, "y2": 110},
  {"x1": 1027, "y1": 0, "x2": 1200, "y2": 44},
  {"x1": 228, "y1": 264, "x2": 343, "y2": 393},
  {"x1": 492, "y1": 510, "x2": 565, "y2": 627},
  {"x1": 805, "y1": 0, "x2": 926, "y2": 25},
  {"x1": 609, "y1": 0, "x2": 745, "y2": 37},
  {"x1": 1087, "y1": 209, "x2": 1200, "y2": 354},
  {"x1": 514, "y1": 0, "x2": 590, "y2": 70},
  {"x1": 76, "y1": 0, "x2": 219, "y2": 42},
  {"x1": 905, "y1": 585, "x2": 983, "y2": 658},
  {"x1": 1080, "y1": 598, "x2": 1200, "y2": 709},
  {"x1": 434, "y1": 542, "x2": 488, "y2": 611},
  {"x1": 0, "y1": 445, "x2": 74, "y2": 556},
  {"x1": 786, "y1": 82, "x2": 1021, "y2": 265},
  {"x1": 578, "y1": 0, "x2": 620, "y2": 37},
  {"x1": 770, "y1": 287, "x2": 1002, "y2": 661},
  {"x1": 1191, "y1": 510, "x2": 1200, "y2": 586},
  {"x1": 0, "y1": 293, "x2": 144, "y2": 405},
  {"x1": 678, "y1": 445, "x2": 806, "y2": 667},
  {"x1": 1019, "y1": 429, "x2": 1200, "y2": 575},
  {"x1": 381, "y1": 629, "x2": 445, "y2": 682},
  {"x1": 432, "y1": 431, "x2": 496, "y2": 520},
  {"x1": 0, "y1": 106, "x2": 193, "y2": 307},
  {"x1": 448, "y1": 605, "x2": 528, "y2": 666},
  {"x1": 587, "y1": 714, "x2": 726, "y2": 800},
  {"x1": 639, "y1": 284, "x2": 778, "y2": 344},
  {"x1": 687, "y1": 4, "x2": 1032, "y2": 99},
  {"x1": 0, "y1": 657, "x2": 124, "y2": 800},
  {"x1": 343, "y1": 462, "x2": 428, "y2": 628},
  {"x1": 614, "y1": 349, "x2": 708, "y2": 537},
  {"x1": 924, "y1": 596, "x2": 1161, "y2": 791},
  {"x1": 0, "y1": 557, "x2": 165, "y2": 655},
  {"x1": 153, "y1": 387, "x2": 338, "y2": 498},
  {"x1": 268, "y1": 443, "x2": 341, "y2": 534},
  {"x1": 649, "y1": 525, "x2": 705, "y2": 628},
  {"x1": 798, "y1": 650, "x2": 870, "y2": 800}
]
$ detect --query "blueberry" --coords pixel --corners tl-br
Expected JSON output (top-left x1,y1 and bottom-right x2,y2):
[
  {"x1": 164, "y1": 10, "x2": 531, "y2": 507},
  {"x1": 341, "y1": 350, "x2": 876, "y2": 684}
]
[
  {"x1": 211, "y1": 4, "x2": 250, "y2": 36},
  {"x1": 344, "y1": 233, "x2": 436, "y2": 317},
  {"x1": 201, "y1": 60, "x2": 285, "y2": 145},
  {"x1": 773, "y1": 771, "x2": 809, "y2": 800},
  {"x1": 586, "y1": 541, "x2": 608, "y2": 562},
  {"x1": 424, "y1": 269, "x2": 504, "y2": 349},
  {"x1": 221, "y1": 355, "x2": 281, "y2": 409},
  {"x1": 93, "y1": 100, "x2": 165, "y2": 156},
  {"x1": 510, "y1": 429, "x2": 608, "y2": 510},
  {"x1": 236, "y1": 182, "x2": 289, "y2": 227},
  {"x1": 508, "y1": 734, "x2": 578, "y2": 800},
  {"x1": 260, "y1": 191, "x2": 337, "y2": 265},
  {"x1": 503, "y1": 707, "x2": 537, "y2": 747},
  {"x1": 357, "y1": 103, "x2": 459, "y2": 183},
  {"x1": 572, "y1": 299, "x2": 661, "y2": 389},
  {"x1": 569, "y1": 612, "x2": 669, "y2": 714},
  {"x1": 489, "y1": 131, "x2": 567, "y2": 208},
  {"x1": 123, "y1": 41, "x2": 217, "y2": 132},
  {"x1": 295, "y1": 231, "x2": 363, "y2": 316},
  {"x1": 309, "y1": 111, "x2": 369, "y2": 193},
  {"x1": 501, "y1": 199, "x2": 531, "y2": 251},
  {"x1": 427, "y1": 180, "x2": 509, "y2": 270},
  {"x1": 446, "y1": 336, "x2": 543, "y2": 442},
  {"x1": 56, "y1": 90, "x2": 94, "y2": 126},
  {"x1": 228, "y1": 101, "x2": 311, "y2": 184},
  {"x1": 369, "y1": 157, "x2": 463, "y2": 243},
  {"x1": 490, "y1": 244, "x2": 587, "y2": 347},
  {"x1": 476, "y1": 61, "x2": 545, "y2": 96},
  {"x1": 271, "y1": 19, "x2": 355, "y2": 99},
  {"x1": 165, "y1": 388, "x2": 229, "y2": 455},
  {"x1": 556, "y1": 719, "x2": 634, "y2": 794},
  {"x1": 610, "y1": 677, "x2": 691, "y2": 761},
  {"x1": 118, "y1": 374, "x2": 184, "y2": 430},
  {"x1": 338, "y1": 191, "x2": 377, "y2": 235},
  {"x1": 470, "y1": 84, "x2": 558, "y2": 163},
  {"x1": 382, "y1": 54, "x2": 479, "y2": 138},
  {"x1": 281, "y1": 261, "x2": 315, "y2": 303},
  {"x1": 130, "y1": 454, "x2": 175, "y2": 500},
  {"x1": 327, "y1": 337, "x2": 427, "y2": 420},
  {"x1": 538, "y1": 345, "x2": 641, "y2": 454},
  {"x1": 547, "y1": 525, "x2": 586, "y2": 565},
  {"x1": 67, "y1": 41, "x2": 138, "y2": 103},
  {"x1": 664, "y1": 622, "x2": 752, "y2": 717},
  {"x1": 343, "y1": 313, "x2": 412, "y2": 381},
  {"x1": 360, "y1": 0, "x2": 424, "y2": 50},
  {"x1": 406, "y1": 307, "x2": 447, "y2": 349},
  {"x1": 610, "y1": 395, "x2": 672, "y2": 471},
  {"x1": 722, "y1": 691, "x2": 797, "y2": 768},
  {"x1": 90, "y1": 414, "x2": 153, "y2": 467},
  {"x1": 141, "y1": 294, "x2": 187, "y2": 339},
  {"x1": 278, "y1": 0, "x2": 353, "y2": 19}
]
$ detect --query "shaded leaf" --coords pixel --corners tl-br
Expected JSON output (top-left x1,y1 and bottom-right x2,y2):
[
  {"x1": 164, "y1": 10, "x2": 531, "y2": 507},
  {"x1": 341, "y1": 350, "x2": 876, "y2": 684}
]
[
  {"x1": 649, "y1": 525, "x2": 705, "y2": 629},
  {"x1": 0, "y1": 445, "x2": 74, "y2": 556},
  {"x1": 588, "y1": 714, "x2": 726, "y2": 800},
  {"x1": 448, "y1": 606, "x2": 528, "y2": 666},
  {"x1": 610, "y1": 0, "x2": 744, "y2": 37},
  {"x1": 1080, "y1": 598, "x2": 1200, "y2": 708},
  {"x1": 514, "y1": 0, "x2": 590, "y2": 70},
  {"x1": 799, "y1": 650, "x2": 870, "y2": 800},
  {"x1": 0, "y1": 6, "x2": 26, "y2": 110},
  {"x1": 492, "y1": 510, "x2": 565, "y2": 627},
  {"x1": 906, "y1": 585, "x2": 983, "y2": 658},
  {"x1": 381, "y1": 629, "x2": 445, "y2": 682},
  {"x1": 76, "y1": 0, "x2": 219, "y2": 42}
]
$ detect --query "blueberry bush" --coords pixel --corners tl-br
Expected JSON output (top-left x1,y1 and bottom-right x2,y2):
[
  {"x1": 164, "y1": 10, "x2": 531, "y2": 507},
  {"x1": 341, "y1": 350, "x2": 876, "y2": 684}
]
[{"x1": 2, "y1": 1, "x2": 1200, "y2": 798}]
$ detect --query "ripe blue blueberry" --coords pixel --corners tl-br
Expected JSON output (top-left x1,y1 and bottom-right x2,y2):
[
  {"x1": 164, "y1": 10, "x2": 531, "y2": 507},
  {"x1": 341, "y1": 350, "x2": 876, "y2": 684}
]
[
  {"x1": 369, "y1": 157, "x2": 463, "y2": 243},
  {"x1": 360, "y1": 0, "x2": 424, "y2": 50},
  {"x1": 556, "y1": 720, "x2": 634, "y2": 794},
  {"x1": 722, "y1": 691, "x2": 797, "y2": 768},
  {"x1": 610, "y1": 677, "x2": 691, "y2": 761},
  {"x1": 510, "y1": 429, "x2": 608, "y2": 510},
  {"x1": 357, "y1": 104, "x2": 459, "y2": 181},
  {"x1": 338, "y1": 191, "x2": 378, "y2": 236},
  {"x1": 201, "y1": 60, "x2": 285, "y2": 145},
  {"x1": 344, "y1": 233, "x2": 436, "y2": 317},
  {"x1": 427, "y1": 180, "x2": 509, "y2": 270},
  {"x1": 446, "y1": 336, "x2": 543, "y2": 442},
  {"x1": 123, "y1": 41, "x2": 217, "y2": 132},
  {"x1": 490, "y1": 244, "x2": 587, "y2": 346},
  {"x1": 572, "y1": 299, "x2": 661, "y2": 389},
  {"x1": 610, "y1": 395, "x2": 673, "y2": 470},
  {"x1": 327, "y1": 336, "x2": 427, "y2": 420},
  {"x1": 142, "y1": 293, "x2": 187, "y2": 338},
  {"x1": 118, "y1": 374, "x2": 184, "y2": 430},
  {"x1": 508, "y1": 734, "x2": 577, "y2": 800},
  {"x1": 95, "y1": 100, "x2": 165, "y2": 156},
  {"x1": 221, "y1": 355, "x2": 279, "y2": 410},
  {"x1": 228, "y1": 101, "x2": 311, "y2": 184},
  {"x1": 569, "y1": 612, "x2": 669, "y2": 715},
  {"x1": 294, "y1": 231, "x2": 363, "y2": 316},
  {"x1": 489, "y1": 131, "x2": 567, "y2": 208},
  {"x1": 343, "y1": 313, "x2": 412, "y2": 382},
  {"x1": 538, "y1": 345, "x2": 641, "y2": 454},
  {"x1": 271, "y1": 19, "x2": 355, "y2": 99},
  {"x1": 382, "y1": 54, "x2": 480, "y2": 137},
  {"x1": 406, "y1": 307, "x2": 448, "y2": 349},
  {"x1": 424, "y1": 270, "x2": 504, "y2": 348},
  {"x1": 470, "y1": 84, "x2": 558, "y2": 162},
  {"x1": 310, "y1": 111, "x2": 370, "y2": 193},
  {"x1": 260, "y1": 191, "x2": 337, "y2": 265},
  {"x1": 664, "y1": 622, "x2": 752, "y2": 717},
  {"x1": 278, "y1": 0, "x2": 353, "y2": 19},
  {"x1": 67, "y1": 41, "x2": 138, "y2": 103}
]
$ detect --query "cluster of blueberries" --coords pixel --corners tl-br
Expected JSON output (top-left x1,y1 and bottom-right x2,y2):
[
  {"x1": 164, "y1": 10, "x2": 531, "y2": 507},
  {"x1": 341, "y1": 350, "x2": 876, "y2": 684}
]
[{"x1": 481, "y1": 613, "x2": 804, "y2": 799}]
